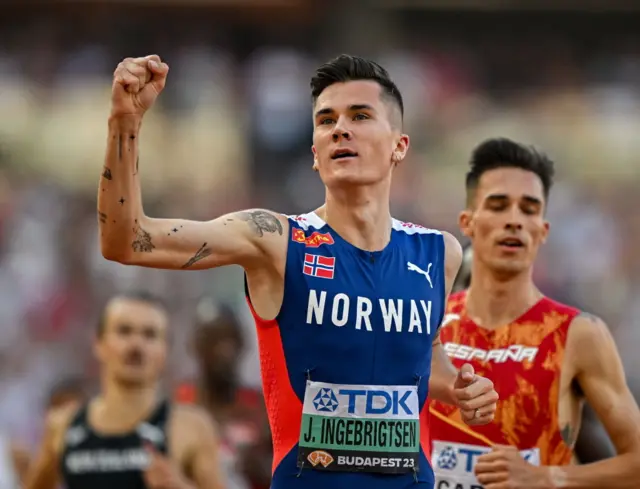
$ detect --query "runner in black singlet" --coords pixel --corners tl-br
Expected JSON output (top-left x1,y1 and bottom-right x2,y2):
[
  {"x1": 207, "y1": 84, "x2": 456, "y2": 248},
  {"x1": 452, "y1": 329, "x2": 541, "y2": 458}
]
[{"x1": 25, "y1": 292, "x2": 225, "y2": 489}]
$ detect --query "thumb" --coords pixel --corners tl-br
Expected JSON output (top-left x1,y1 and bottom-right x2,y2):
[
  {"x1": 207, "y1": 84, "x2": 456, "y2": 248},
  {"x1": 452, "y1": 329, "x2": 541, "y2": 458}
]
[
  {"x1": 146, "y1": 59, "x2": 169, "y2": 92},
  {"x1": 454, "y1": 363, "x2": 475, "y2": 388}
]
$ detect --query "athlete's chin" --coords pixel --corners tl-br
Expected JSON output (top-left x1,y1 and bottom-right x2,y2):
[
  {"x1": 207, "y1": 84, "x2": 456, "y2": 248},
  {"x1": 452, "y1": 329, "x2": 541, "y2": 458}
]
[
  {"x1": 114, "y1": 369, "x2": 156, "y2": 387},
  {"x1": 324, "y1": 170, "x2": 381, "y2": 187},
  {"x1": 488, "y1": 258, "x2": 531, "y2": 276}
]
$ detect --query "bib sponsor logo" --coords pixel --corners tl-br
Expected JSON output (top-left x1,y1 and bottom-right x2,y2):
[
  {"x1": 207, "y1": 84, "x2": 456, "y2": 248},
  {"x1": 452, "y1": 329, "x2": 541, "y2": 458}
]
[
  {"x1": 443, "y1": 342, "x2": 539, "y2": 363},
  {"x1": 307, "y1": 450, "x2": 334, "y2": 468},
  {"x1": 292, "y1": 228, "x2": 335, "y2": 248},
  {"x1": 306, "y1": 289, "x2": 433, "y2": 334},
  {"x1": 299, "y1": 382, "x2": 420, "y2": 474},
  {"x1": 433, "y1": 441, "x2": 540, "y2": 488}
]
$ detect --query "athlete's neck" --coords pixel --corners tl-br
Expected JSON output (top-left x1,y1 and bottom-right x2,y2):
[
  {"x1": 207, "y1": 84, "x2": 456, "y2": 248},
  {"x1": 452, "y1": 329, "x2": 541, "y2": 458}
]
[
  {"x1": 465, "y1": 261, "x2": 543, "y2": 329},
  {"x1": 319, "y1": 184, "x2": 392, "y2": 252},
  {"x1": 94, "y1": 378, "x2": 159, "y2": 432}
]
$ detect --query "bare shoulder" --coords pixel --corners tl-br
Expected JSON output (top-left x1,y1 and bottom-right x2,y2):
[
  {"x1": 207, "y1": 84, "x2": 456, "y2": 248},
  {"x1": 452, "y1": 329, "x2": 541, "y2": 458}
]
[
  {"x1": 441, "y1": 231, "x2": 463, "y2": 279},
  {"x1": 44, "y1": 403, "x2": 79, "y2": 452},
  {"x1": 568, "y1": 311, "x2": 612, "y2": 346},
  {"x1": 171, "y1": 404, "x2": 218, "y2": 439},
  {"x1": 567, "y1": 311, "x2": 619, "y2": 373}
]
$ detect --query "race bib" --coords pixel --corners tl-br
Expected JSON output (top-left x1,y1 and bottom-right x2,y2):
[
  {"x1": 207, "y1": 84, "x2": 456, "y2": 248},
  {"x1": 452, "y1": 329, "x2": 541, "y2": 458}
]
[
  {"x1": 432, "y1": 441, "x2": 540, "y2": 488},
  {"x1": 298, "y1": 381, "x2": 420, "y2": 474}
]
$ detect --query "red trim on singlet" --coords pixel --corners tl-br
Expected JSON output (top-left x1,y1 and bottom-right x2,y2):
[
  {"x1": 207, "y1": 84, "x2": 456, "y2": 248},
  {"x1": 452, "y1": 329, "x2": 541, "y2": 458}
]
[{"x1": 245, "y1": 297, "x2": 302, "y2": 474}]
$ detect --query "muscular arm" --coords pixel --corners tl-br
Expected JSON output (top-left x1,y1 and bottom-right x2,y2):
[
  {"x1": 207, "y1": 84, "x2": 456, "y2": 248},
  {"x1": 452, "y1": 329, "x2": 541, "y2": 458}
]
[
  {"x1": 428, "y1": 231, "x2": 463, "y2": 405},
  {"x1": 549, "y1": 313, "x2": 640, "y2": 488},
  {"x1": 179, "y1": 407, "x2": 225, "y2": 489},
  {"x1": 24, "y1": 407, "x2": 74, "y2": 489},
  {"x1": 98, "y1": 115, "x2": 287, "y2": 271}
]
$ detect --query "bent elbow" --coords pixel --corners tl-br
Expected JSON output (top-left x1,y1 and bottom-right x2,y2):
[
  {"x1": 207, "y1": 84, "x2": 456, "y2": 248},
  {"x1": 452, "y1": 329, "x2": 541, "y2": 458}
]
[{"x1": 100, "y1": 243, "x2": 131, "y2": 264}]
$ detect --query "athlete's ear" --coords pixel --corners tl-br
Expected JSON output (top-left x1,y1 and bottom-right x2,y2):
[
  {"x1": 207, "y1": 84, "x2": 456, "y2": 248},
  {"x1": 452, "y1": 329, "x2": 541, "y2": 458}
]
[
  {"x1": 459, "y1": 209, "x2": 474, "y2": 239},
  {"x1": 540, "y1": 220, "x2": 550, "y2": 244},
  {"x1": 311, "y1": 145, "x2": 319, "y2": 172},
  {"x1": 393, "y1": 134, "x2": 410, "y2": 165}
]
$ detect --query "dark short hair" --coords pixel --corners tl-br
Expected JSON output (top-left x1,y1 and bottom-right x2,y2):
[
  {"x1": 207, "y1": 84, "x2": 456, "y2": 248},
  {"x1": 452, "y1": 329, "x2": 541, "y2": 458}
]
[
  {"x1": 193, "y1": 299, "x2": 244, "y2": 354},
  {"x1": 465, "y1": 138, "x2": 555, "y2": 205},
  {"x1": 97, "y1": 291, "x2": 167, "y2": 337},
  {"x1": 310, "y1": 54, "x2": 404, "y2": 119}
]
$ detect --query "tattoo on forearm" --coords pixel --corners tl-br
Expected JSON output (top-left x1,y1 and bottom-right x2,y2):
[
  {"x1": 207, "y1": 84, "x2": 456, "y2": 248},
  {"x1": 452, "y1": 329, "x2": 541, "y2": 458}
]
[
  {"x1": 131, "y1": 224, "x2": 155, "y2": 252},
  {"x1": 181, "y1": 243, "x2": 212, "y2": 269},
  {"x1": 560, "y1": 424, "x2": 577, "y2": 448},
  {"x1": 102, "y1": 168, "x2": 112, "y2": 180},
  {"x1": 134, "y1": 156, "x2": 139, "y2": 175},
  {"x1": 238, "y1": 211, "x2": 283, "y2": 237},
  {"x1": 98, "y1": 212, "x2": 107, "y2": 224}
]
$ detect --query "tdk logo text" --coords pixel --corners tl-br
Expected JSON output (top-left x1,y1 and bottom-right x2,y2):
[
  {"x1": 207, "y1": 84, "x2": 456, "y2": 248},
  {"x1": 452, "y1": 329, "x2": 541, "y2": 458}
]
[
  {"x1": 435, "y1": 443, "x2": 539, "y2": 474},
  {"x1": 339, "y1": 389, "x2": 414, "y2": 416}
]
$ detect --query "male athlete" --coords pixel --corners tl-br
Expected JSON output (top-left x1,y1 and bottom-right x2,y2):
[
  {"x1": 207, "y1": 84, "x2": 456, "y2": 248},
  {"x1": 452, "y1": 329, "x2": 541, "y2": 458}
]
[
  {"x1": 430, "y1": 138, "x2": 640, "y2": 488},
  {"x1": 451, "y1": 245, "x2": 617, "y2": 465},
  {"x1": 98, "y1": 54, "x2": 499, "y2": 489},
  {"x1": 25, "y1": 292, "x2": 225, "y2": 489}
]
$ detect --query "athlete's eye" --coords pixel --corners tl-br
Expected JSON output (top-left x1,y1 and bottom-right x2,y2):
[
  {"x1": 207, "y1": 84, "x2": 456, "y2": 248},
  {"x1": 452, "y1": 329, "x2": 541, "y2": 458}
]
[
  {"x1": 487, "y1": 202, "x2": 507, "y2": 212},
  {"x1": 143, "y1": 327, "x2": 159, "y2": 340},
  {"x1": 353, "y1": 113, "x2": 369, "y2": 121},
  {"x1": 320, "y1": 118, "x2": 335, "y2": 125},
  {"x1": 117, "y1": 324, "x2": 133, "y2": 336}
]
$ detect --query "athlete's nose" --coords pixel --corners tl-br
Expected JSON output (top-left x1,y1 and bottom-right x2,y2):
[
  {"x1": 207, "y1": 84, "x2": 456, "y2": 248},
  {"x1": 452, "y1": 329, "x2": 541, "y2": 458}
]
[
  {"x1": 505, "y1": 222, "x2": 523, "y2": 231},
  {"x1": 332, "y1": 131, "x2": 351, "y2": 142},
  {"x1": 504, "y1": 205, "x2": 524, "y2": 231}
]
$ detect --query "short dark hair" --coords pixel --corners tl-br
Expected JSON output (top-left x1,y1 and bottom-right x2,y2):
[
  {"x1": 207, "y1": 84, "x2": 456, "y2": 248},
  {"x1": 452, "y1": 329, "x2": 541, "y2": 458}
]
[
  {"x1": 465, "y1": 138, "x2": 555, "y2": 205},
  {"x1": 310, "y1": 54, "x2": 404, "y2": 119},
  {"x1": 97, "y1": 290, "x2": 167, "y2": 337}
]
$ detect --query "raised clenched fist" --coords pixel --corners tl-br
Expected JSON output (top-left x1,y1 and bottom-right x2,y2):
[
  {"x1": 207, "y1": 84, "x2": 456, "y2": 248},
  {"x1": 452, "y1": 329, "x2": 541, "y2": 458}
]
[{"x1": 111, "y1": 55, "x2": 169, "y2": 118}]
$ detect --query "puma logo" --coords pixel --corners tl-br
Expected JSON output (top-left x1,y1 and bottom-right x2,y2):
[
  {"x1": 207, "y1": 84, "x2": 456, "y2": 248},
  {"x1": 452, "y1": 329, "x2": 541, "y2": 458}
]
[{"x1": 407, "y1": 261, "x2": 433, "y2": 288}]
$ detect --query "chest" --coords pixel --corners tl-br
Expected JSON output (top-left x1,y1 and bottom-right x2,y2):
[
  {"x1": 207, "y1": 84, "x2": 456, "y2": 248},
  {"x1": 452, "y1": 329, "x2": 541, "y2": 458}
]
[
  {"x1": 61, "y1": 423, "x2": 170, "y2": 487},
  {"x1": 440, "y1": 322, "x2": 568, "y2": 405},
  {"x1": 300, "y1": 247, "x2": 442, "y2": 331}
]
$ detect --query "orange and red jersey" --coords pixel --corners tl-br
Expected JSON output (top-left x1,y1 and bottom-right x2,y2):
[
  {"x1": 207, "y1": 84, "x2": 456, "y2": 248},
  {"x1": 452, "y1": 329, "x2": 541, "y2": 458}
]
[{"x1": 430, "y1": 290, "x2": 580, "y2": 487}]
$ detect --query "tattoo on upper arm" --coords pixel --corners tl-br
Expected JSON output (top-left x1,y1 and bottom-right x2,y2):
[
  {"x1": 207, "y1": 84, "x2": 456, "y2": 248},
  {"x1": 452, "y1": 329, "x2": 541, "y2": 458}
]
[
  {"x1": 560, "y1": 424, "x2": 577, "y2": 449},
  {"x1": 181, "y1": 243, "x2": 212, "y2": 269},
  {"x1": 102, "y1": 168, "x2": 112, "y2": 180},
  {"x1": 134, "y1": 156, "x2": 139, "y2": 175},
  {"x1": 238, "y1": 211, "x2": 283, "y2": 237},
  {"x1": 119, "y1": 197, "x2": 126, "y2": 205},
  {"x1": 131, "y1": 224, "x2": 155, "y2": 252},
  {"x1": 98, "y1": 212, "x2": 107, "y2": 224}
]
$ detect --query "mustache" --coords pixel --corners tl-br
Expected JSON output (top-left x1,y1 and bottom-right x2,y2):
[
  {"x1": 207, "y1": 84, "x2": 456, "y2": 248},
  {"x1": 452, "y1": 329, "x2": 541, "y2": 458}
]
[{"x1": 123, "y1": 348, "x2": 144, "y2": 365}]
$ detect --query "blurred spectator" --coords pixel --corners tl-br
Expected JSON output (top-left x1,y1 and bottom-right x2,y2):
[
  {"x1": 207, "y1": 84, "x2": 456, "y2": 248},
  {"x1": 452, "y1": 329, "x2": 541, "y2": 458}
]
[{"x1": 176, "y1": 298, "x2": 271, "y2": 489}]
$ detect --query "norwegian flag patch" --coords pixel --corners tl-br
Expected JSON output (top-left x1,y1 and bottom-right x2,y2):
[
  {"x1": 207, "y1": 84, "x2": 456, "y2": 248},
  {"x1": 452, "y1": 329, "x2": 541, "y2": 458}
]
[{"x1": 303, "y1": 254, "x2": 335, "y2": 279}]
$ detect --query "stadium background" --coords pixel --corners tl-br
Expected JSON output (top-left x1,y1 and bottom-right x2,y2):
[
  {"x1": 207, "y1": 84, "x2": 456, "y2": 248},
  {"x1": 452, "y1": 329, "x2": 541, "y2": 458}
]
[{"x1": 1, "y1": 0, "x2": 639, "y2": 486}]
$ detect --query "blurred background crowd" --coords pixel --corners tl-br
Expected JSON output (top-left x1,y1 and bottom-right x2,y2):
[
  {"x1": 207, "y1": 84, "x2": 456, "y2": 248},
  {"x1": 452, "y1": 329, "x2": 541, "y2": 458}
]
[{"x1": 1, "y1": 0, "x2": 640, "y2": 487}]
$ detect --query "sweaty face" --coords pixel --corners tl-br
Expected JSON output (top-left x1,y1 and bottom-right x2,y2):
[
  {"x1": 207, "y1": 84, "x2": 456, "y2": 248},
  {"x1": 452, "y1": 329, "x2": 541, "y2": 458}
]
[
  {"x1": 460, "y1": 167, "x2": 549, "y2": 276},
  {"x1": 312, "y1": 80, "x2": 408, "y2": 188},
  {"x1": 96, "y1": 299, "x2": 168, "y2": 387}
]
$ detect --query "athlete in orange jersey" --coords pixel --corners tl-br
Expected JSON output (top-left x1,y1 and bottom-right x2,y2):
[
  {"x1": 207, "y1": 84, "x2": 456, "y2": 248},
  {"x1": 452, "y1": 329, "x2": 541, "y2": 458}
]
[{"x1": 430, "y1": 138, "x2": 640, "y2": 489}]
